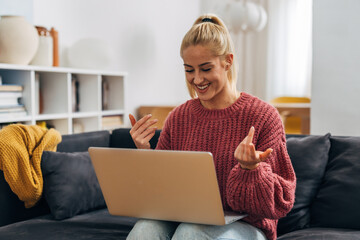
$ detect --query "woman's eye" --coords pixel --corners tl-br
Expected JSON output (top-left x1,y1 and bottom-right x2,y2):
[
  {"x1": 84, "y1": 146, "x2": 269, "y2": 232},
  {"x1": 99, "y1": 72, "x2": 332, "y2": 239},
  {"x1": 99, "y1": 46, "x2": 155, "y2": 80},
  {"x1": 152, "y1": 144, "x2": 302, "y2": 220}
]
[
  {"x1": 185, "y1": 69, "x2": 194, "y2": 73},
  {"x1": 202, "y1": 68, "x2": 211, "y2": 72}
]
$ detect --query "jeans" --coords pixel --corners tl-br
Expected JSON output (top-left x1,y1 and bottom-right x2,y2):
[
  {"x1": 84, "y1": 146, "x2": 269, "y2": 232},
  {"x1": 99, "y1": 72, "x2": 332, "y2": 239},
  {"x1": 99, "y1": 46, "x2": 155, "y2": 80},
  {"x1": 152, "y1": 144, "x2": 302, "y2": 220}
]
[{"x1": 126, "y1": 219, "x2": 267, "y2": 240}]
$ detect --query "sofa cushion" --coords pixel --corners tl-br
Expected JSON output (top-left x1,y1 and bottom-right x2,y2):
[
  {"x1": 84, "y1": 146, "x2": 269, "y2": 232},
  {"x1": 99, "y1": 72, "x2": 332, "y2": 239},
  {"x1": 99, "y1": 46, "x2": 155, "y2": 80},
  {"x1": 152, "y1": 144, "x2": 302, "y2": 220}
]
[
  {"x1": 277, "y1": 134, "x2": 331, "y2": 235},
  {"x1": 310, "y1": 136, "x2": 360, "y2": 229},
  {"x1": 277, "y1": 227, "x2": 360, "y2": 240},
  {"x1": 57, "y1": 130, "x2": 110, "y2": 153},
  {"x1": 41, "y1": 151, "x2": 106, "y2": 220}
]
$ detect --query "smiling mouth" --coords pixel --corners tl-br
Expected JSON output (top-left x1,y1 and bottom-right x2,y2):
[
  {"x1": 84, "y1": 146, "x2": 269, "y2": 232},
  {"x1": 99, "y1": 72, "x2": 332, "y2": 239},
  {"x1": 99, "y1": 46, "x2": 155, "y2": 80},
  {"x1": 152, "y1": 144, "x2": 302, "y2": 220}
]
[{"x1": 196, "y1": 84, "x2": 210, "y2": 90}]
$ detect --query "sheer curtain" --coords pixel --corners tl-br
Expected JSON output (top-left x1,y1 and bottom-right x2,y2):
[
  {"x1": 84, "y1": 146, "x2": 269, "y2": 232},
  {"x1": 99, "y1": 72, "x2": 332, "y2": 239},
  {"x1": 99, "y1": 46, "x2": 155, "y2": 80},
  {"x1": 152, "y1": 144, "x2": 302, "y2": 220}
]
[{"x1": 266, "y1": 0, "x2": 313, "y2": 100}]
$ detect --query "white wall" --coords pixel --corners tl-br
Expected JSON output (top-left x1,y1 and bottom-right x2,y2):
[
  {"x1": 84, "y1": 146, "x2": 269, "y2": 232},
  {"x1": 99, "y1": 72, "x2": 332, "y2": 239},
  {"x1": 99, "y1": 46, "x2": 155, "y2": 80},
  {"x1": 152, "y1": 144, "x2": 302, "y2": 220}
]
[
  {"x1": 32, "y1": 0, "x2": 200, "y2": 125},
  {"x1": 311, "y1": 0, "x2": 360, "y2": 136},
  {"x1": 0, "y1": 0, "x2": 33, "y2": 22}
]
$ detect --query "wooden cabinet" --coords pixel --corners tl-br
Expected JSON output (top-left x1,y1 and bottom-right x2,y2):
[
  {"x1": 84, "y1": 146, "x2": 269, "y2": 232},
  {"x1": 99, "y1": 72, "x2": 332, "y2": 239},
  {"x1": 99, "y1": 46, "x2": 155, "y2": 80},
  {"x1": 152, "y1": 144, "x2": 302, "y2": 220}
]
[{"x1": 273, "y1": 103, "x2": 310, "y2": 135}]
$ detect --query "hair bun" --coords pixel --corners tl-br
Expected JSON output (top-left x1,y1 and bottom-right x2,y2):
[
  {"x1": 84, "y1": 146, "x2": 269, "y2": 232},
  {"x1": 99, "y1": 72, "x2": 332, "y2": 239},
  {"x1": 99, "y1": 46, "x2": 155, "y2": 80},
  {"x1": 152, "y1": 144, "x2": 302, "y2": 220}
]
[{"x1": 201, "y1": 18, "x2": 214, "y2": 23}]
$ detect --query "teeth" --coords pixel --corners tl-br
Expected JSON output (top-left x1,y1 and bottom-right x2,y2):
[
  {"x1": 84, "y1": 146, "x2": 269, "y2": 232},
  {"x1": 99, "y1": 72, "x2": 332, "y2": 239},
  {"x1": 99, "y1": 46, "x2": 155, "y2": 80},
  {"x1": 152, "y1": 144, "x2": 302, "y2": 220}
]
[{"x1": 197, "y1": 84, "x2": 210, "y2": 90}]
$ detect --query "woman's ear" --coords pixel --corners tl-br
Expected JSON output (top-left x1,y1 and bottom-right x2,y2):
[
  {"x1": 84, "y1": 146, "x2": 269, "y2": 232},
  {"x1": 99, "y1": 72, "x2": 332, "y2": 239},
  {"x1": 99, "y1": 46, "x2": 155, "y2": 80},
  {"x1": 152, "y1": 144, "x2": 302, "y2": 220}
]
[{"x1": 225, "y1": 53, "x2": 234, "y2": 70}]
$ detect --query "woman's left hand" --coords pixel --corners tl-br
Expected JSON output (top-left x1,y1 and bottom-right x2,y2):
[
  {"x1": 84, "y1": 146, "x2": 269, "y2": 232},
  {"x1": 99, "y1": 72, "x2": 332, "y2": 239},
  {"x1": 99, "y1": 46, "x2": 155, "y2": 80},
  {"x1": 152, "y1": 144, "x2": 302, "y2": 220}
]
[{"x1": 234, "y1": 126, "x2": 273, "y2": 170}]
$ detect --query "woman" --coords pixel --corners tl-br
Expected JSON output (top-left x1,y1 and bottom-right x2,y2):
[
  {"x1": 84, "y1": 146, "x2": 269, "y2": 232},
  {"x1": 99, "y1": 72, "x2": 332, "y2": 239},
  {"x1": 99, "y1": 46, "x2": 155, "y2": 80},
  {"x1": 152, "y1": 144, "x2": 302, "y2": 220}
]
[{"x1": 127, "y1": 14, "x2": 296, "y2": 240}]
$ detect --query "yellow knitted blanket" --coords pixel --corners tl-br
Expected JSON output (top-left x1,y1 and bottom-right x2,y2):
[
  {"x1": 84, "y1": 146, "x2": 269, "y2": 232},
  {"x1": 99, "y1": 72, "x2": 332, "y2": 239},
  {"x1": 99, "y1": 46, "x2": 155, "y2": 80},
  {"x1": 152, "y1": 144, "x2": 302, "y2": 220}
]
[{"x1": 0, "y1": 124, "x2": 62, "y2": 208}]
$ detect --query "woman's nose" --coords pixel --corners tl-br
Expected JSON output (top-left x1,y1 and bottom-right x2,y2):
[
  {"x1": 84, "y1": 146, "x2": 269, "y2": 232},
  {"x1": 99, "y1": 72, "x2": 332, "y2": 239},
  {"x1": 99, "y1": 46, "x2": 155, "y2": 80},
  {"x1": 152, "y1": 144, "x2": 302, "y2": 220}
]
[{"x1": 193, "y1": 71, "x2": 203, "y2": 84}]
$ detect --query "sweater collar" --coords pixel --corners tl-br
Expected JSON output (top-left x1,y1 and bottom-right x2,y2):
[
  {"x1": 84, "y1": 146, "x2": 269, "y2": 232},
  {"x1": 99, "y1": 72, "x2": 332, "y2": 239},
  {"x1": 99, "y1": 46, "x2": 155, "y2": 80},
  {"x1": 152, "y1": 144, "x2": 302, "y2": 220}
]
[{"x1": 190, "y1": 92, "x2": 252, "y2": 119}]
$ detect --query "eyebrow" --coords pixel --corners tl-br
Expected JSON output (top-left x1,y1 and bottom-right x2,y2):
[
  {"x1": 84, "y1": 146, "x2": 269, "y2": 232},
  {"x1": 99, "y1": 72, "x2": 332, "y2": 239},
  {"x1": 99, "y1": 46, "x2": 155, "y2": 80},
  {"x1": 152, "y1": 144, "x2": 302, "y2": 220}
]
[{"x1": 184, "y1": 62, "x2": 212, "y2": 68}]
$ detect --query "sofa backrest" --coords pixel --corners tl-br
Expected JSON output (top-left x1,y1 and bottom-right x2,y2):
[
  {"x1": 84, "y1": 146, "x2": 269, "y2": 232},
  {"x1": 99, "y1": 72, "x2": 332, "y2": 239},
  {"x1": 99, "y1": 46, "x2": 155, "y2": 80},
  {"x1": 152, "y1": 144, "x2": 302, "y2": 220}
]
[
  {"x1": 0, "y1": 130, "x2": 111, "y2": 227},
  {"x1": 110, "y1": 128, "x2": 161, "y2": 149},
  {"x1": 309, "y1": 135, "x2": 360, "y2": 230},
  {"x1": 57, "y1": 130, "x2": 110, "y2": 152}
]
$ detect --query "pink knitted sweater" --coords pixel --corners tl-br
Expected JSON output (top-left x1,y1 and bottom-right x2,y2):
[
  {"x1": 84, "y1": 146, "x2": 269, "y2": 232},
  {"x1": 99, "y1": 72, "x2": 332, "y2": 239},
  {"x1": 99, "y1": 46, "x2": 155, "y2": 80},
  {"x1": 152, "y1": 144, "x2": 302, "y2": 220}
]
[{"x1": 156, "y1": 92, "x2": 296, "y2": 240}]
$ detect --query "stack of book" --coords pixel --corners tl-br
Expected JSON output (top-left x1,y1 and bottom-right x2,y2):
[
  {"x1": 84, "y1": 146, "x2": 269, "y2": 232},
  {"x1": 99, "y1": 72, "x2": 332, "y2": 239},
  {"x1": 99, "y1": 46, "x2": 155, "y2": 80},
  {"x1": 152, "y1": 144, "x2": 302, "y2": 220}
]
[
  {"x1": 0, "y1": 84, "x2": 27, "y2": 119},
  {"x1": 102, "y1": 78, "x2": 109, "y2": 110},
  {"x1": 72, "y1": 75, "x2": 80, "y2": 112},
  {"x1": 102, "y1": 115, "x2": 123, "y2": 131}
]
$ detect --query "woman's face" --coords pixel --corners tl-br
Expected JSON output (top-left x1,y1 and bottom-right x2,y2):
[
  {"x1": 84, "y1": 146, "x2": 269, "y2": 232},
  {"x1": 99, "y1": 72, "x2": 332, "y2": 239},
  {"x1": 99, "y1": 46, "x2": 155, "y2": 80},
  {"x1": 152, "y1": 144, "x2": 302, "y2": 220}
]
[{"x1": 182, "y1": 44, "x2": 235, "y2": 109}]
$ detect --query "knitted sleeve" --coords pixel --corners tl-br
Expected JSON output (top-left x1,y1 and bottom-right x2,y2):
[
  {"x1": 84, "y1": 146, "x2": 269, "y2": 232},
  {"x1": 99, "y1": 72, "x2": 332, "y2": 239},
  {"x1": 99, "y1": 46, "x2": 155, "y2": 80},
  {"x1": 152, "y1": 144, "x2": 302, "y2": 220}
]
[{"x1": 226, "y1": 107, "x2": 296, "y2": 220}]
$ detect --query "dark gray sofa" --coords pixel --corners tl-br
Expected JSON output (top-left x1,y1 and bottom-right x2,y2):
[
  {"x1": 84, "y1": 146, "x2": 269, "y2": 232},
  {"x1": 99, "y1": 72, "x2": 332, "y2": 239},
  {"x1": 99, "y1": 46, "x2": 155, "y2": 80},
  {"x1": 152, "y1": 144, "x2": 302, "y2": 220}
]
[{"x1": 0, "y1": 128, "x2": 359, "y2": 239}]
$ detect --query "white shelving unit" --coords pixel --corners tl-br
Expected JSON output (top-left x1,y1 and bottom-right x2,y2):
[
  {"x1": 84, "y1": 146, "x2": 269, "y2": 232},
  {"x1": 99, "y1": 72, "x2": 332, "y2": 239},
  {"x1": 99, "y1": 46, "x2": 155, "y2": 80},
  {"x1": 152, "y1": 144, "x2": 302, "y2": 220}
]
[{"x1": 0, "y1": 63, "x2": 127, "y2": 134}]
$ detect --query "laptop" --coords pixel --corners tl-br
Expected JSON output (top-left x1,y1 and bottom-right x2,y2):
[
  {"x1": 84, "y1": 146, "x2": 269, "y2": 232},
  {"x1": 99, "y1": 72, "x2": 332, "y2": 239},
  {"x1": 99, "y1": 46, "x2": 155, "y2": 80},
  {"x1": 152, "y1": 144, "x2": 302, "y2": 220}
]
[{"x1": 88, "y1": 147, "x2": 247, "y2": 225}]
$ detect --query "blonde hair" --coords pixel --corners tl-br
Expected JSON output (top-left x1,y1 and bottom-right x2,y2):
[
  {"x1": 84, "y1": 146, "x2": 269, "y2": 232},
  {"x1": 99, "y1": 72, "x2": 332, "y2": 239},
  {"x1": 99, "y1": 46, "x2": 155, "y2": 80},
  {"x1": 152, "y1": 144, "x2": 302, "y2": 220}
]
[{"x1": 180, "y1": 14, "x2": 238, "y2": 98}]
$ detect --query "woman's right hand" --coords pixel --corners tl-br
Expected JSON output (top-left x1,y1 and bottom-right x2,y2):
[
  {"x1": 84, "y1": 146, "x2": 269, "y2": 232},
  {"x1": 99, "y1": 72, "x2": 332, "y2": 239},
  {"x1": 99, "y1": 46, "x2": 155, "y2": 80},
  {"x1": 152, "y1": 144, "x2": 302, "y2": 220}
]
[{"x1": 129, "y1": 114, "x2": 158, "y2": 149}]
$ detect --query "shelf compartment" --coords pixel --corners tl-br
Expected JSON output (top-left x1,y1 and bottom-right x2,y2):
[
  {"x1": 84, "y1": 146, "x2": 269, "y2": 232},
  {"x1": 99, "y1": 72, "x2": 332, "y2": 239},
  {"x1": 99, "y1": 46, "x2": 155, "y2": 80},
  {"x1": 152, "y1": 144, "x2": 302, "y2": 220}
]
[
  {"x1": 71, "y1": 74, "x2": 99, "y2": 113},
  {"x1": 101, "y1": 75, "x2": 124, "y2": 111},
  {"x1": 36, "y1": 118, "x2": 69, "y2": 135},
  {"x1": 72, "y1": 116, "x2": 100, "y2": 134},
  {"x1": 0, "y1": 69, "x2": 32, "y2": 116},
  {"x1": 35, "y1": 71, "x2": 68, "y2": 115}
]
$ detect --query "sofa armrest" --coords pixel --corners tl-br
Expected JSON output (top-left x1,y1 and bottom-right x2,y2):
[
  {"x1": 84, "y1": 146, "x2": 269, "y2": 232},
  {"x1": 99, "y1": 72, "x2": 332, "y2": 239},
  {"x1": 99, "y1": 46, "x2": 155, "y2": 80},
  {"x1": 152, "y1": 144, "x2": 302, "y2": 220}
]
[{"x1": 0, "y1": 171, "x2": 50, "y2": 227}]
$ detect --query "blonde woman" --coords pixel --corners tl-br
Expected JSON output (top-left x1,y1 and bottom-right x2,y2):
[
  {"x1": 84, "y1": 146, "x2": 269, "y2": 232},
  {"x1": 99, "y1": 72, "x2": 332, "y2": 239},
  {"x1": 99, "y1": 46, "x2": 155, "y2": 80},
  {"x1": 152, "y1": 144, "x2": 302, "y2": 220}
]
[{"x1": 128, "y1": 14, "x2": 296, "y2": 240}]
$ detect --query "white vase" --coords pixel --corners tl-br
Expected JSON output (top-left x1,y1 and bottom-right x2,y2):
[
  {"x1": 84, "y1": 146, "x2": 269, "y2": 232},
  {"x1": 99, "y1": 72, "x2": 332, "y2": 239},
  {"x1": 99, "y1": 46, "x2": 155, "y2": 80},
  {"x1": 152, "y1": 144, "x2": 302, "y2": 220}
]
[
  {"x1": 0, "y1": 16, "x2": 39, "y2": 65},
  {"x1": 30, "y1": 27, "x2": 53, "y2": 66}
]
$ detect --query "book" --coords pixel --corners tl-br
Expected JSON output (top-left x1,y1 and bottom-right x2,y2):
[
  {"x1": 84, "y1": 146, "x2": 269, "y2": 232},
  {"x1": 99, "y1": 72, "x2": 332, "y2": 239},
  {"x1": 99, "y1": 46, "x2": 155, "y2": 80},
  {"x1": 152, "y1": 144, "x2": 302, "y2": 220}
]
[
  {"x1": 0, "y1": 104, "x2": 27, "y2": 119},
  {"x1": 0, "y1": 84, "x2": 23, "y2": 92},
  {"x1": 0, "y1": 92, "x2": 22, "y2": 106},
  {"x1": 72, "y1": 75, "x2": 80, "y2": 112},
  {"x1": 102, "y1": 115, "x2": 123, "y2": 130},
  {"x1": 35, "y1": 73, "x2": 41, "y2": 114},
  {"x1": 73, "y1": 122, "x2": 84, "y2": 134},
  {"x1": 0, "y1": 105, "x2": 26, "y2": 113},
  {"x1": 102, "y1": 78, "x2": 109, "y2": 110},
  {"x1": 0, "y1": 110, "x2": 27, "y2": 119}
]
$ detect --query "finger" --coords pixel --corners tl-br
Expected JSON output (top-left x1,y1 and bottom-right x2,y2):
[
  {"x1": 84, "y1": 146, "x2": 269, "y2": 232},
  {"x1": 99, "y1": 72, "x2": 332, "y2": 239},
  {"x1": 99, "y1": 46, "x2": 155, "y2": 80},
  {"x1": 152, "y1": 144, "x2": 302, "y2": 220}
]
[
  {"x1": 246, "y1": 126, "x2": 255, "y2": 145},
  {"x1": 133, "y1": 114, "x2": 153, "y2": 131},
  {"x1": 129, "y1": 114, "x2": 137, "y2": 127},
  {"x1": 259, "y1": 148, "x2": 273, "y2": 161},
  {"x1": 241, "y1": 136, "x2": 248, "y2": 144},
  {"x1": 234, "y1": 143, "x2": 242, "y2": 159},
  {"x1": 143, "y1": 128, "x2": 157, "y2": 142},
  {"x1": 249, "y1": 143, "x2": 256, "y2": 160},
  {"x1": 139, "y1": 123, "x2": 157, "y2": 138},
  {"x1": 234, "y1": 139, "x2": 246, "y2": 161},
  {"x1": 137, "y1": 119, "x2": 159, "y2": 136},
  {"x1": 243, "y1": 143, "x2": 251, "y2": 161},
  {"x1": 240, "y1": 137, "x2": 247, "y2": 161}
]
